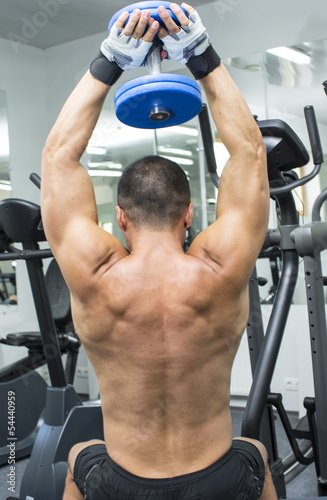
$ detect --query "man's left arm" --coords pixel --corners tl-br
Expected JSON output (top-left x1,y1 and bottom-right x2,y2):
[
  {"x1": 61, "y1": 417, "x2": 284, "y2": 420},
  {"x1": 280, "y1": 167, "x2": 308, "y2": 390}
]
[
  {"x1": 41, "y1": 11, "x2": 159, "y2": 296},
  {"x1": 41, "y1": 72, "x2": 119, "y2": 291}
]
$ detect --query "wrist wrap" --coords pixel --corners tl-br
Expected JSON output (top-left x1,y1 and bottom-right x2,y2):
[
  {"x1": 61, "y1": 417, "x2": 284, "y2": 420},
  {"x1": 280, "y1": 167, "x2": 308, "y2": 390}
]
[
  {"x1": 186, "y1": 45, "x2": 221, "y2": 80},
  {"x1": 90, "y1": 52, "x2": 123, "y2": 86}
]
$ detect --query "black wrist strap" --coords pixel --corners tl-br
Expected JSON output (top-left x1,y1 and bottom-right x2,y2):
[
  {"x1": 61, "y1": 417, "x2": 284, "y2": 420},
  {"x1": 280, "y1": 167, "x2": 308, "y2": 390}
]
[
  {"x1": 90, "y1": 52, "x2": 123, "y2": 86},
  {"x1": 186, "y1": 45, "x2": 221, "y2": 80}
]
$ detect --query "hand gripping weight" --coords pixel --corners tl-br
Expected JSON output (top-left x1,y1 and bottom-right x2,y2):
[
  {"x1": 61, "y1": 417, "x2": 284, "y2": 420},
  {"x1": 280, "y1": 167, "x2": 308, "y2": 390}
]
[{"x1": 109, "y1": 1, "x2": 203, "y2": 129}]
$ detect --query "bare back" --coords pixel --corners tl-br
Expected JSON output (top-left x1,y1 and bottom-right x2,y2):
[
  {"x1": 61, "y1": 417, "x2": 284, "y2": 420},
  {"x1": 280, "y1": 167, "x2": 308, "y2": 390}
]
[{"x1": 72, "y1": 247, "x2": 249, "y2": 478}]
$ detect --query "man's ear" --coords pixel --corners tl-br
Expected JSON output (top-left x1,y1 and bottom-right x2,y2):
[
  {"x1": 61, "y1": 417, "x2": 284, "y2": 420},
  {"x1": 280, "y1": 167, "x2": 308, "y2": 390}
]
[
  {"x1": 185, "y1": 202, "x2": 194, "y2": 229},
  {"x1": 115, "y1": 205, "x2": 127, "y2": 232}
]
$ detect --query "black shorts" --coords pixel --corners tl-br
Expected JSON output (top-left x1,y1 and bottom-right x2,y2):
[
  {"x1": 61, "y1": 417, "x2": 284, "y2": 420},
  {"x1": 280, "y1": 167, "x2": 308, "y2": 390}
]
[{"x1": 73, "y1": 439, "x2": 265, "y2": 499}]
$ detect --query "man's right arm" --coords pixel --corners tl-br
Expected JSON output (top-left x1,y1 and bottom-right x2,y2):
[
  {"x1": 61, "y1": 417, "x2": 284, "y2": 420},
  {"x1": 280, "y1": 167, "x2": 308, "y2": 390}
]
[{"x1": 189, "y1": 63, "x2": 269, "y2": 288}]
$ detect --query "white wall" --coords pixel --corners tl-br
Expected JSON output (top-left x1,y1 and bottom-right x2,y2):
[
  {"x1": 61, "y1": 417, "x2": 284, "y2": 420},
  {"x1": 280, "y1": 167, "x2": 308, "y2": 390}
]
[
  {"x1": 199, "y1": 0, "x2": 327, "y2": 60},
  {"x1": 231, "y1": 305, "x2": 315, "y2": 415},
  {"x1": 0, "y1": 38, "x2": 47, "y2": 368}
]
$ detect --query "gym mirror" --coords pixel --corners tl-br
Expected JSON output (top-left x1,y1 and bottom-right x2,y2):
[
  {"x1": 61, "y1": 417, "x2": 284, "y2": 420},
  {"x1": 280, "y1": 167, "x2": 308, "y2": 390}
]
[
  {"x1": 0, "y1": 91, "x2": 16, "y2": 305},
  {"x1": 225, "y1": 38, "x2": 327, "y2": 306}
]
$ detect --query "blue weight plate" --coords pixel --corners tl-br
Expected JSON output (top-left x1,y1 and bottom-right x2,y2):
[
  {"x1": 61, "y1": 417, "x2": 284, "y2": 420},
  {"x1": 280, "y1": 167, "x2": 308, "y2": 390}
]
[
  {"x1": 108, "y1": 1, "x2": 187, "y2": 32},
  {"x1": 115, "y1": 73, "x2": 201, "y2": 100},
  {"x1": 114, "y1": 76, "x2": 202, "y2": 129}
]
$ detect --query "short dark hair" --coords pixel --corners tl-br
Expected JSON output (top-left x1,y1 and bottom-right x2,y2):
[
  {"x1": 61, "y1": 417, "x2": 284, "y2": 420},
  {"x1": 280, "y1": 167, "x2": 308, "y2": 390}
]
[{"x1": 117, "y1": 155, "x2": 191, "y2": 229}]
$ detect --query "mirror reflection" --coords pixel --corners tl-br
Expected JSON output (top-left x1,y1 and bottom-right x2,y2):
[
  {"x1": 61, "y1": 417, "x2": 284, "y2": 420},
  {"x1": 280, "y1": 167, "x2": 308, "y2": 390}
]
[
  {"x1": 224, "y1": 38, "x2": 327, "y2": 305},
  {"x1": 0, "y1": 91, "x2": 16, "y2": 305}
]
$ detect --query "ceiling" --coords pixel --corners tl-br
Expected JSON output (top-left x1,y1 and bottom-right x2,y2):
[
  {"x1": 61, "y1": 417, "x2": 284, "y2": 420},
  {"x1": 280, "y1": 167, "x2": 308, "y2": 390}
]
[{"x1": 0, "y1": 0, "x2": 214, "y2": 50}]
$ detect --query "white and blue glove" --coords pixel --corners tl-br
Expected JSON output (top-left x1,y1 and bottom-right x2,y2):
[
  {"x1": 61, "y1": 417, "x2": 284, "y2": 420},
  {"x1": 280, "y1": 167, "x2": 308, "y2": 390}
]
[
  {"x1": 162, "y1": 10, "x2": 210, "y2": 64},
  {"x1": 100, "y1": 24, "x2": 153, "y2": 71}
]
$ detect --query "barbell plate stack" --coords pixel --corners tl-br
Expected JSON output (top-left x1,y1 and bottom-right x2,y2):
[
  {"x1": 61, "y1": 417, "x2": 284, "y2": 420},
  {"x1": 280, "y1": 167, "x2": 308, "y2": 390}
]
[{"x1": 114, "y1": 74, "x2": 202, "y2": 129}]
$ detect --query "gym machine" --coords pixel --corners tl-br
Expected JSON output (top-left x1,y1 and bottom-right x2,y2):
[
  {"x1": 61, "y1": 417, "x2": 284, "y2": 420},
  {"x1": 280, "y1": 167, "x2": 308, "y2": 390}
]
[
  {"x1": 0, "y1": 193, "x2": 92, "y2": 500},
  {"x1": 0, "y1": 231, "x2": 80, "y2": 466},
  {"x1": 241, "y1": 106, "x2": 327, "y2": 497}
]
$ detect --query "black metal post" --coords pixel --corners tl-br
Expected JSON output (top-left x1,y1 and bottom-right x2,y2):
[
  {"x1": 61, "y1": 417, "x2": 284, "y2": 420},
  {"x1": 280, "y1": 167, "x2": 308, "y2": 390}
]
[{"x1": 23, "y1": 242, "x2": 67, "y2": 388}]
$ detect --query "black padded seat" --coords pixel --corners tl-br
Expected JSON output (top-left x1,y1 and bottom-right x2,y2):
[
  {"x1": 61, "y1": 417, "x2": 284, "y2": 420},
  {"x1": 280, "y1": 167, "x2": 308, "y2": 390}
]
[
  {"x1": 2, "y1": 331, "x2": 80, "y2": 351},
  {"x1": 3, "y1": 332, "x2": 44, "y2": 348}
]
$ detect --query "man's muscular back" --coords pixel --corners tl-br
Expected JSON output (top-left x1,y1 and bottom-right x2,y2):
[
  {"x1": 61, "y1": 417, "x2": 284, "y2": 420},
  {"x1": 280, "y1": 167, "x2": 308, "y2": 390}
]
[
  {"x1": 40, "y1": 4, "x2": 277, "y2": 498},
  {"x1": 72, "y1": 243, "x2": 249, "y2": 478}
]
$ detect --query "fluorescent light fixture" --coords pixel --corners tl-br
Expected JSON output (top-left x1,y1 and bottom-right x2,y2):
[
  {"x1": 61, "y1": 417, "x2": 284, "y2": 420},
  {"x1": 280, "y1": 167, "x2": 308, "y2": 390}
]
[
  {"x1": 86, "y1": 146, "x2": 107, "y2": 155},
  {"x1": 157, "y1": 146, "x2": 193, "y2": 157},
  {"x1": 266, "y1": 46, "x2": 311, "y2": 65},
  {"x1": 0, "y1": 118, "x2": 10, "y2": 158},
  {"x1": 88, "y1": 161, "x2": 122, "y2": 169},
  {"x1": 0, "y1": 182, "x2": 12, "y2": 191},
  {"x1": 88, "y1": 170, "x2": 122, "y2": 177},
  {"x1": 161, "y1": 155, "x2": 194, "y2": 166}
]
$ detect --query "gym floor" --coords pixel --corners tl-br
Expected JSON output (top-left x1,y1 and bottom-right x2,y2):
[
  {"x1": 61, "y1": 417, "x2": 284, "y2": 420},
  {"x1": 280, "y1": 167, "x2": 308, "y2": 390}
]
[{"x1": 0, "y1": 407, "x2": 320, "y2": 499}]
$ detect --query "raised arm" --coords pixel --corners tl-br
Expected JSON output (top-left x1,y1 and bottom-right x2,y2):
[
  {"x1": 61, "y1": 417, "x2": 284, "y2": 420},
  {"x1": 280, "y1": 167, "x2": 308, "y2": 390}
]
[
  {"x1": 159, "y1": 3, "x2": 269, "y2": 288},
  {"x1": 193, "y1": 63, "x2": 269, "y2": 285},
  {"x1": 41, "y1": 10, "x2": 160, "y2": 296}
]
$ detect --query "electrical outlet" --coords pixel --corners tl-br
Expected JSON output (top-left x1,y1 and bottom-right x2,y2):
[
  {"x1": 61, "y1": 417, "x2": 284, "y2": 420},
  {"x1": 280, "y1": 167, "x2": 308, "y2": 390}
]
[
  {"x1": 77, "y1": 368, "x2": 88, "y2": 379},
  {"x1": 285, "y1": 378, "x2": 298, "y2": 391}
]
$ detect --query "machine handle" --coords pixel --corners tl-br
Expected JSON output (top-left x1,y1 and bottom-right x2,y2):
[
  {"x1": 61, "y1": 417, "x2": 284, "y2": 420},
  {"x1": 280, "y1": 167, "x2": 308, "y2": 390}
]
[
  {"x1": 29, "y1": 173, "x2": 41, "y2": 190},
  {"x1": 304, "y1": 105, "x2": 324, "y2": 165},
  {"x1": 323, "y1": 80, "x2": 327, "y2": 97}
]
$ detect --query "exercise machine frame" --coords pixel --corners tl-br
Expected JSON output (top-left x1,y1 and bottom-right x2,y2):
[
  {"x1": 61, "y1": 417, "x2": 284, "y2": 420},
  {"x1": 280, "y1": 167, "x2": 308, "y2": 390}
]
[{"x1": 242, "y1": 106, "x2": 327, "y2": 497}]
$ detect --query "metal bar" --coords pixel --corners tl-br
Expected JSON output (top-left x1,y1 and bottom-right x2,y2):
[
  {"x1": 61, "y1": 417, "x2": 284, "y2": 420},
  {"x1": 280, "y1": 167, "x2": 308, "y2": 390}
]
[
  {"x1": 247, "y1": 268, "x2": 265, "y2": 373},
  {"x1": 23, "y1": 242, "x2": 67, "y2": 388},
  {"x1": 242, "y1": 248, "x2": 298, "y2": 439},
  {"x1": 0, "y1": 249, "x2": 52, "y2": 261},
  {"x1": 303, "y1": 254, "x2": 327, "y2": 485},
  {"x1": 147, "y1": 39, "x2": 162, "y2": 75},
  {"x1": 242, "y1": 193, "x2": 299, "y2": 439},
  {"x1": 197, "y1": 121, "x2": 208, "y2": 230},
  {"x1": 246, "y1": 269, "x2": 280, "y2": 463},
  {"x1": 312, "y1": 187, "x2": 327, "y2": 222}
]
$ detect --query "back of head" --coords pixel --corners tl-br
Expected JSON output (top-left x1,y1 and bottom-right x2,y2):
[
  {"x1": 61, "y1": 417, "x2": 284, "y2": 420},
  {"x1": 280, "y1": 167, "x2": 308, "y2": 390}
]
[{"x1": 118, "y1": 155, "x2": 191, "y2": 229}]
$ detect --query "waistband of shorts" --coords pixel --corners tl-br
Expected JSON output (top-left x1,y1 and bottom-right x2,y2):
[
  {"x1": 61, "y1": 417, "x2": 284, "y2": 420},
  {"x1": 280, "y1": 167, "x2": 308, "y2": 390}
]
[{"x1": 106, "y1": 445, "x2": 235, "y2": 488}]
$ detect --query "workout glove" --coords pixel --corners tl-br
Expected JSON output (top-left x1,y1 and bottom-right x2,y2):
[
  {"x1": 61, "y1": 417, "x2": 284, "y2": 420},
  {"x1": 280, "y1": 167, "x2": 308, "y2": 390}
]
[
  {"x1": 101, "y1": 24, "x2": 153, "y2": 70},
  {"x1": 162, "y1": 10, "x2": 221, "y2": 80},
  {"x1": 162, "y1": 10, "x2": 209, "y2": 64},
  {"x1": 90, "y1": 21, "x2": 154, "y2": 86}
]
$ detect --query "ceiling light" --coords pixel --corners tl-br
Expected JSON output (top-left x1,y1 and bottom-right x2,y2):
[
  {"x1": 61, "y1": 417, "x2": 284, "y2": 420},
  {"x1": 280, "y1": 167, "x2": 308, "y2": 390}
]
[
  {"x1": 88, "y1": 170, "x2": 122, "y2": 177},
  {"x1": 157, "y1": 147, "x2": 193, "y2": 157},
  {"x1": 0, "y1": 118, "x2": 10, "y2": 158},
  {"x1": 88, "y1": 161, "x2": 122, "y2": 169},
  {"x1": 0, "y1": 183, "x2": 12, "y2": 191},
  {"x1": 161, "y1": 155, "x2": 194, "y2": 166},
  {"x1": 266, "y1": 46, "x2": 311, "y2": 65},
  {"x1": 86, "y1": 146, "x2": 107, "y2": 155}
]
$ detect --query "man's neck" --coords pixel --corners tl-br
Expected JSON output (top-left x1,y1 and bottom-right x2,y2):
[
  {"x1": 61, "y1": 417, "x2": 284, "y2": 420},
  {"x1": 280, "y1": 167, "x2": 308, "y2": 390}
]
[{"x1": 128, "y1": 228, "x2": 185, "y2": 256}]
